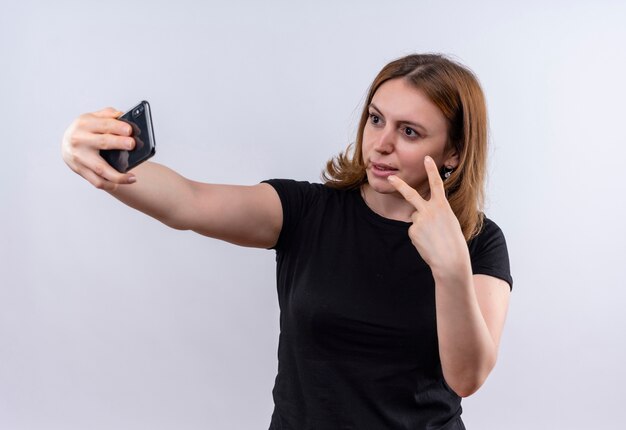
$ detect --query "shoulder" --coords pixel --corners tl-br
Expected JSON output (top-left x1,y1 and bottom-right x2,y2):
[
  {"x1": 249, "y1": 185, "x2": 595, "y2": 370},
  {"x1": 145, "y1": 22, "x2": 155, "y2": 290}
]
[
  {"x1": 262, "y1": 179, "x2": 345, "y2": 205},
  {"x1": 263, "y1": 178, "x2": 326, "y2": 195},
  {"x1": 262, "y1": 180, "x2": 350, "y2": 250},
  {"x1": 262, "y1": 179, "x2": 331, "y2": 208},
  {"x1": 468, "y1": 215, "x2": 513, "y2": 290},
  {"x1": 469, "y1": 216, "x2": 509, "y2": 251}
]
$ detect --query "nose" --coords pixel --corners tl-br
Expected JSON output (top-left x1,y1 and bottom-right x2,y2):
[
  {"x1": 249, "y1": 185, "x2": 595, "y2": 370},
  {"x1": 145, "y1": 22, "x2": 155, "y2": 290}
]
[{"x1": 374, "y1": 126, "x2": 395, "y2": 154}]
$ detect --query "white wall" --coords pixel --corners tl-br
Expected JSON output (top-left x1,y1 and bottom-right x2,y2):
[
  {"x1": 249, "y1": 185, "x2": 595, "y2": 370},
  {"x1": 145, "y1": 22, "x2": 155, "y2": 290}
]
[{"x1": 1, "y1": 1, "x2": 625, "y2": 428}]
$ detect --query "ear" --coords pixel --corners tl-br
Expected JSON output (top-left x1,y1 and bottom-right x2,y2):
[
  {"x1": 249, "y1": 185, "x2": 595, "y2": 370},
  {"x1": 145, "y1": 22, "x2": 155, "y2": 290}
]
[{"x1": 443, "y1": 149, "x2": 460, "y2": 169}]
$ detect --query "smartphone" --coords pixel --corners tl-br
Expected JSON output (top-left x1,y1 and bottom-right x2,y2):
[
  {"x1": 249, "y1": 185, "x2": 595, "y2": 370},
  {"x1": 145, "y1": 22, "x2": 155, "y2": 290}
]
[{"x1": 100, "y1": 100, "x2": 156, "y2": 173}]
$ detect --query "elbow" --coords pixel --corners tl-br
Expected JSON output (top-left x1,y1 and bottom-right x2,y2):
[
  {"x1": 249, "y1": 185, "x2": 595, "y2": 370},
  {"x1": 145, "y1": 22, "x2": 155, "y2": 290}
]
[
  {"x1": 448, "y1": 378, "x2": 485, "y2": 398},
  {"x1": 163, "y1": 218, "x2": 191, "y2": 231},
  {"x1": 445, "y1": 352, "x2": 498, "y2": 398}
]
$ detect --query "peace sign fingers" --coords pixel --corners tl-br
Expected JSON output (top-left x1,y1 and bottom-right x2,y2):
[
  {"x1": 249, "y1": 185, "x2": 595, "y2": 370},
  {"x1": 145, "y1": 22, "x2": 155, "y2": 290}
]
[
  {"x1": 387, "y1": 156, "x2": 468, "y2": 274},
  {"x1": 388, "y1": 156, "x2": 447, "y2": 209}
]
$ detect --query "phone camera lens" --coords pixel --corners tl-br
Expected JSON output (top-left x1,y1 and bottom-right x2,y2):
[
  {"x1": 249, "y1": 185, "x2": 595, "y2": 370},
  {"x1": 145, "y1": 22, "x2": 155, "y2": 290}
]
[{"x1": 132, "y1": 105, "x2": 144, "y2": 118}]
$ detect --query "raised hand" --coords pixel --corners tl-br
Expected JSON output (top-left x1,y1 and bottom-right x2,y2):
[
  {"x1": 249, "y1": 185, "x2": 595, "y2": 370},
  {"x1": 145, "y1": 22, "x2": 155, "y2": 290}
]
[
  {"x1": 62, "y1": 107, "x2": 137, "y2": 191},
  {"x1": 388, "y1": 156, "x2": 470, "y2": 276}
]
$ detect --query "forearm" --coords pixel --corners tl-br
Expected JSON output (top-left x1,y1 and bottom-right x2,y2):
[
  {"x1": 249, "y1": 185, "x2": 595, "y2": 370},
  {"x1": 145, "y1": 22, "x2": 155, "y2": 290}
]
[
  {"x1": 107, "y1": 161, "x2": 193, "y2": 229},
  {"x1": 433, "y1": 258, "x2": 497, "y2": 397},
  {"x1": 387, "y1": 159, "x2": 508, "y2": 397},
  {"x1": 107, "y1": 162, "x2": 282, "y2": 247}
]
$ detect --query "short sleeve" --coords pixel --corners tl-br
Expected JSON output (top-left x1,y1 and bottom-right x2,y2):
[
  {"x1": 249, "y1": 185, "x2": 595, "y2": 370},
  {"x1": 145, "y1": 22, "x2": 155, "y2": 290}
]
[
  {"x1": 261, "y1": 179, "x2": 323, "y2": 251},
  {"x1": 467, "y1": 217, "x2": 513, "y2": 290}
]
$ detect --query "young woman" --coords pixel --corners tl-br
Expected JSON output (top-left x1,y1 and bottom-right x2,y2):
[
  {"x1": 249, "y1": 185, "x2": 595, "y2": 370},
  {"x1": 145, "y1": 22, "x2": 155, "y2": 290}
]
[{"x1": 62, "y1": 53, "x2": 512, "y2": 430}]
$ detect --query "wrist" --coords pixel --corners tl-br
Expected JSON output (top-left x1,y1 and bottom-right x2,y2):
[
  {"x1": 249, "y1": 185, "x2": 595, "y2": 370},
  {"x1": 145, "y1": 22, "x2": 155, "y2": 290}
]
[{"x1": 430, "y1": 250, "x2": 473, "y2": 286}]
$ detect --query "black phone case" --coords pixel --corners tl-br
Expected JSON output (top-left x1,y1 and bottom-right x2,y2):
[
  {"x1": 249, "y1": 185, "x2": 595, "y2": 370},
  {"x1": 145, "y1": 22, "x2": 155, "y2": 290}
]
[{"x1": 100, "y1": 100, "x2": 156, "y2": 173}]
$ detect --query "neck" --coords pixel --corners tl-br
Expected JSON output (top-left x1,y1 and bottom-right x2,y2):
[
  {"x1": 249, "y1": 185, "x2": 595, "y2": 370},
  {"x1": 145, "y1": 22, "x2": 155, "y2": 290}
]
[{"x1": 361, "y1": 183, "x2": 429, "y2": 222}]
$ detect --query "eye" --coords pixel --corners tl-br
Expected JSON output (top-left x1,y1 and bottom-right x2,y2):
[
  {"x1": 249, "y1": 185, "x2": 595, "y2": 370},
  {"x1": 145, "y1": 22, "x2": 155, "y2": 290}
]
[
  {"x1": 369, "y1": 113, "x2": 381, "y2": 125},
  {"x1": 403, "y1": 127, "x2": 420, "y2": 139}
]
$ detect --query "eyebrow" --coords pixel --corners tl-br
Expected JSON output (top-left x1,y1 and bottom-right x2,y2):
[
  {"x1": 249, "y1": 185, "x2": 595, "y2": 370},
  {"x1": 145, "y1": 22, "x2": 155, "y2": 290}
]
[{"x1": 368, "y1": 103, "x2": 429, "y2": 133}]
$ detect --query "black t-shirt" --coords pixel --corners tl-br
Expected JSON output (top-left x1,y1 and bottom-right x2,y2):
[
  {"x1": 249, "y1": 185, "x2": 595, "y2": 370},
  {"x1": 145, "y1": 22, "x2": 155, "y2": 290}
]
[{"x1": 263, "y1": 179, "x2": 512, "y2": 430}]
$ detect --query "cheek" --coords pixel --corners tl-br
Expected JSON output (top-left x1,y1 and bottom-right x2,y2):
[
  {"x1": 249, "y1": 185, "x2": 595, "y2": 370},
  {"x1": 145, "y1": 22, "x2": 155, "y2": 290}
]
[
  {"x1": 361, "y1": 128, "x2": 373, "y2": 147},
  {"x1": 361, "y1": 137, "x2": 375, "y2": 158},
  {"x1": 396, "y1": 146, "x2": 425, "y2": 166},
  {"x1": 396, "y1": 148, "x2": 429, "y2": 179}
]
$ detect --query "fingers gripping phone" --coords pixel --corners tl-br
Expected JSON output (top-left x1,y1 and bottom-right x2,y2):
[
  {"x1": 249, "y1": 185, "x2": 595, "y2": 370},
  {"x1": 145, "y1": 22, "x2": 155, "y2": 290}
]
[{"x1": 100, "y1": 100, "x2": 156, "y2": 173}]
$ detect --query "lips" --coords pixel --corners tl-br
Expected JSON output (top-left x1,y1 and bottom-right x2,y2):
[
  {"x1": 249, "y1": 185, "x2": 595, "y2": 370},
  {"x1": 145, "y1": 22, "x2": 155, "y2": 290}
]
[
  {"x1": 371, "y1": 162, "x2": 398, "y2": 171},
  {"x1": 369, "y1": 161, "x2": 398, "y2": 178},
  {"x1": 372, "y1": 163, "x2": 398, "y2": 171}
]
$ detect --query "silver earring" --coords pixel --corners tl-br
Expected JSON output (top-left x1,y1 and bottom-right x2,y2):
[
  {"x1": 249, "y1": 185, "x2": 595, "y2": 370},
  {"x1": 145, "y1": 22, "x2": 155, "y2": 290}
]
[{"x1": 441, "y1": 166, "x2": 454, "y2": 180}]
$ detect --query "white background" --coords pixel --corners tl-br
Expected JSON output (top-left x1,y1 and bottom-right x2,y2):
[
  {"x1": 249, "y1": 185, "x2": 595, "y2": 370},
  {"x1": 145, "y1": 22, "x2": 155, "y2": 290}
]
[{"x1": 1, "y1": 1, "x2": 625, "y2": 429}]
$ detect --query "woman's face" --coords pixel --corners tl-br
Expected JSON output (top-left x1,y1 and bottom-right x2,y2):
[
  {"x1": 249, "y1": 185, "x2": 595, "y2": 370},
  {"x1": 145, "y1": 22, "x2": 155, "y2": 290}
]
[{"x1": 361, "y1": 78, "x2": 458, "y2": 198}]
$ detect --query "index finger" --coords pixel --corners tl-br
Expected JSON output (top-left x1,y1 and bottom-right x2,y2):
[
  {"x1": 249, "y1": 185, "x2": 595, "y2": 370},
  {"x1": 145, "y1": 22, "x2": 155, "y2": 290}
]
[
  {"x1": 81, "y1": 114, "x2": 133, "y2": 137},
  {"x1": 388, "y1": 175, "x2": 425, "y2": 210},
  {"x1": 90, "y1": 108, "x2": 133, "y2": 134}
]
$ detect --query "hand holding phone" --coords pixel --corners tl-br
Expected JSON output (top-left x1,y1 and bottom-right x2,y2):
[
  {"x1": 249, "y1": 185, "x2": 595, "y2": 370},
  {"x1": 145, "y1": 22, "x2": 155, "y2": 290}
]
[{"x1": 100, "y1": 100, "x2": 156, "y2": 173}]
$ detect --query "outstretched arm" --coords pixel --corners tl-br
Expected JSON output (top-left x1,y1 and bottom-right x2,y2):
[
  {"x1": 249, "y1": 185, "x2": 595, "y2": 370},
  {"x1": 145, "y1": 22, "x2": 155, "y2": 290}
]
[{"x1": 62, "y1": 107, "x2": 282, "y2": 249}]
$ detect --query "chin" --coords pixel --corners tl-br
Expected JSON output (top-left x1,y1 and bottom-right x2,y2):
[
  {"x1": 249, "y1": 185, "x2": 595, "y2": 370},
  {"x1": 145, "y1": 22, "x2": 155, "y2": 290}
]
[{"x1": 366, "y1": 178, "x2": 397, "y2": 194}]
